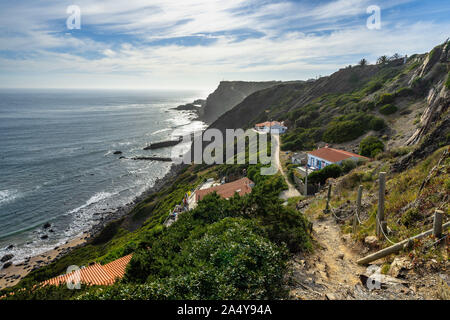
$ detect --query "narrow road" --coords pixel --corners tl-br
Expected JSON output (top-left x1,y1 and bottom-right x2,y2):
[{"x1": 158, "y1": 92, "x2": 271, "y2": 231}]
[{"x1": 272, "y1": 134, "x2": 301, "y2": 200}]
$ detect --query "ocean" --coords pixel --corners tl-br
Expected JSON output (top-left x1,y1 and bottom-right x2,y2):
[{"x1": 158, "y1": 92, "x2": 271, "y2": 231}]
[{"x1": 0, "y1": 89, "x2": 207, "y2": 263}]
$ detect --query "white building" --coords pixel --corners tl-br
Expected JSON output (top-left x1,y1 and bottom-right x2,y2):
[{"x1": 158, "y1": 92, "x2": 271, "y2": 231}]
[
  {"x1": 255, "y1": 121, "x2": 287, "y2": 134},
  {"x1": 307, "y1": 146, "x2": 369, "y2": 171}
]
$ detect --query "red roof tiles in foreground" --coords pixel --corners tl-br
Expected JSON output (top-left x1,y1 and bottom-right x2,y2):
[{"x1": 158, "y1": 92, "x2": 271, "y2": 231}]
[
  {"x1": 307, "y1": 147, "x2": 369, "y2": 163},
  {"x1": 195, "y1": 177, "x2": 254, "y2": 202},
  {"x1": 42, "y1": 254, "x2": 132, "y2": 287}
]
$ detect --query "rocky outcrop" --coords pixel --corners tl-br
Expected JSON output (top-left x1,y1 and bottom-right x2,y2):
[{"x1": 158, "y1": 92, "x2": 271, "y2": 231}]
[
  {"x1": 1, "y1": 254, "x2": 13, "y2": 263},
  {"x1": 199, "y1": 81, "x2": 281, "y2": 123},
  {"x1": 143, "y1": 138, "x2": 182, "y2": 150},
  {"x1": 407, "y1": 42, "x2": 449, "y2": 146}
]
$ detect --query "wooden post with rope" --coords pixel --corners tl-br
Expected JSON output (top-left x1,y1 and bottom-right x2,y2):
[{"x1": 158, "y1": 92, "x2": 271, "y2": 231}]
[
  {"x1": 377, "y1": 172, "x2": 387, "y2": 238},
  {"x1": 353, "y1": 185, "x2": 363, "y2": 233},
  {"x1": 324, "y1": 184, "x2": 331, "y2": 214}
]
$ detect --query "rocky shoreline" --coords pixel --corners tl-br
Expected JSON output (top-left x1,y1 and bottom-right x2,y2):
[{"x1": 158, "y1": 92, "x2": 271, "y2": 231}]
[{"x1": 0, "y1": 162, "x2": 187, "y2": 290}]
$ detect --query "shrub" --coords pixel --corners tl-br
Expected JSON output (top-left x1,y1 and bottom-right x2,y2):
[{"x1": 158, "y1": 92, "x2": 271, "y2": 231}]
[
  {"x1": 395, "y1": 87, "x2": 414, "y2": 97},
  {"x1": 307, "y1": 164, "x2": 343, "y2": 185},
  {"x1": 379, "y1": 104, "x2": 398, "y2": 115},
  {"x1": 378, "y1": 93, "x2": 395, "y2": 105},
  {"x1": 323, "y1": 120, "x2": 364, "y2": 143},
  {"x1": 359, "y1": 136, "x2": 385, "y2": 158},
  {"x1": 84, "y1": 218, "x2": 289, "y2": 300},
  {"x1": 368, "y1": 117, "x2": 386, "y2": 131},
  {"x1": 341, "y1": 159, "x2": 357, "y2": 173},
  {"x1": 401, "y1": 208, "x2": 422, "y2": 227}
]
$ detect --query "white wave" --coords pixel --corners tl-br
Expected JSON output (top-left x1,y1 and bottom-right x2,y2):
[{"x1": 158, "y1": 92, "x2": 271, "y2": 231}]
[
  {"x1": 0, "y1": 189, "x2": 19, "y2": 205},
  {"x1": 68, "y1": 192, "x2": 116, "y2": 214},
  {"x1": 152, "y1": 128, "x2": 171, "y2": 135}
]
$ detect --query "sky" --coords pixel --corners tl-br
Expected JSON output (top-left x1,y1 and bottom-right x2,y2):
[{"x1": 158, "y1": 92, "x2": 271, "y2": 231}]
[{"x1": 0, "y1": 0, "x2": 449, "y2": 92}]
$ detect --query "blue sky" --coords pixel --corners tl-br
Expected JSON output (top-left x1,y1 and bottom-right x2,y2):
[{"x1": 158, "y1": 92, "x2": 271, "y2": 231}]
[{"x1": 0, "y1": 0, "x2": 449, "y2": 91}]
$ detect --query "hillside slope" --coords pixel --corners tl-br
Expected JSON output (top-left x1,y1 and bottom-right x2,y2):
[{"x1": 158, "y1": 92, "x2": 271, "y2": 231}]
[
  {"x1": 208, "y1": 41, "x2": 449, "y2": 155},
  {"x1": 199, "y1": 80, "x2": 282, "y2": 123}
]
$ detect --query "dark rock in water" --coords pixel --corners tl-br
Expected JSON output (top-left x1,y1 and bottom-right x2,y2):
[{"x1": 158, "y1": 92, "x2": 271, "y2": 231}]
[
  {"x1": 1, "y1": 254, "x2": 14, "y2": 262},
  {"x1": 113, "y1": 151, "x2": 123, "y2": 155},
  {"x1": 2, "y1": 261, "x2": 12, "y2": 269},
  {"x1": 40, "y1": 235, "x2": 49, "y2": 240},
  {"x1": 6, "y1": 244, "x2": 14, "y2": 250},
  {"x1": 131, "y1": 156, "x2": 173, "y2": 162},
  {"x1": 49, "y1": 229, "x2": 54, "y2": 233},
  {"x1": 43, "y1": 222, "x2": 51, "y2": 229},
  {"x1": 119, "y1": 156, "x2": 126, "y2": 159},
  {"x1": 143, "y1": 138, "x2": 182, "y2": 150}
]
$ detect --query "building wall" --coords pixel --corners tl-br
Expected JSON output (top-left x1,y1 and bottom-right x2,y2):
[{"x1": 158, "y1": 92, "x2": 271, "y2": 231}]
[{"x1": 307, "y1": 154, "x2": 334, "y2": 169}]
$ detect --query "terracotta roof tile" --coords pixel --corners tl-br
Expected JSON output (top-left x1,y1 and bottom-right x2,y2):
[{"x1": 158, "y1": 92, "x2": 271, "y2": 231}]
[
  {"x1": 307, "y1": 147, "x2": 369, "y2": 163},
  {"x1": 41, "y1": 254, "x2": 133, "y2": 287},
  {"x1": 195, "y1": 177, "x2": 254, "y2": 202}
]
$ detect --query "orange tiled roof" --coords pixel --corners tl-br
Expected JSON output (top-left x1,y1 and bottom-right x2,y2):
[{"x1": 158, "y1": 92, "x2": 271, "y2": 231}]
[
  {"x1": 195, "y1": 177, "x2": 254, "y2": 202},
  {"x1": 41, "y1": 254, "x2": 132, "y2": 287},
  {"x1": 255, "y1": 121, "x2": 285, "y2": 128},
  {"x1": 308, "y1": 147, "x2": 369, "y2": 163}
]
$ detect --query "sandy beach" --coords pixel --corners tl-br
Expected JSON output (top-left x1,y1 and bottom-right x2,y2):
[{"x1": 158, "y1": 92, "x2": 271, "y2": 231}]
[{"x1": 0, "y1": 233, "x2": 88, "y2": 290}]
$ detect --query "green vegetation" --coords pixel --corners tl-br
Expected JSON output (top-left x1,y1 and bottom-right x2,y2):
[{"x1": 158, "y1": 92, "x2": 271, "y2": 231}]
[
  {"x1": 377, "y1": 93, "x2": 395, "y2": 105},
  {"x1": 379, "y1": 104, "x2": 398, "y2": 115},
  {"x1": 2, "y1": 160, "x2": 311, "y2": 300},
  {"x1": 359, "y1": 136, "x2": 385, "y2": 158},
  {"x1": 395, "y1": 87, "x2": 414, "y2": 97},
  {"x1": 307, "y1": 164, "x2": 342, "y2": 185},
  {"x1": 323, "y1": 113, "x2": 385, "y2": 143}
]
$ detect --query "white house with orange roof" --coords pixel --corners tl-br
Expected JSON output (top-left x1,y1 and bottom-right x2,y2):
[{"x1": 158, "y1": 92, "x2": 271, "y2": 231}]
[
  {"x1": 254, "y1": 121, "x2": 287, "y2": 134},
  {"x1": 307, "y1": 146, "x2": 369, "y2": 171}
]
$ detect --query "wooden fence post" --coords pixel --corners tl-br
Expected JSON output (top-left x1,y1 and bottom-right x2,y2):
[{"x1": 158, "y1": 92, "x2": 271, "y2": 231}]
[
  {"x1": 324, "y1": 184, "x2": 331, "y2": 214},
  {"x1": 353, "y1": 185, "x2": 363, "y2": 233},
  {"x1": 433, "y1": 210, "x2": 443, "y2": 238},
  {"x1": 304, "y1": 165, "x2": 309, "y2": 196},
  {"x1": 377, "y1": 172, "x2": 386, "y2": 238}
]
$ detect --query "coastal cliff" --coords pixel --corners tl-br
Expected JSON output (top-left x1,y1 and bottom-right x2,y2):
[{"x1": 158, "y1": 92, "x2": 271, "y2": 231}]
[{"x1": 199, "y1": 81, "x2": 281, "y2": 123}]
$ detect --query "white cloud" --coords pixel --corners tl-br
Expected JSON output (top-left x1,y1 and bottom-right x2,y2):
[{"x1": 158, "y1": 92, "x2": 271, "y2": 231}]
[{"x1": 0, "y1": 0, "x2": 448, "y2": 89}]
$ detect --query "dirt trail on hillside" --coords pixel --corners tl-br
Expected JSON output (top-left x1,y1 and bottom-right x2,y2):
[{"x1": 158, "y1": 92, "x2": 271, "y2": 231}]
[
  {"x1": 288, "y1": 214, "x2": 366, "y2": 300},
  {"x1": 288, "y1": 212, "x2": 430, "y2": 300},
  {"x1": 272, "y1": 134, "x2": 300, "y2": 200}
]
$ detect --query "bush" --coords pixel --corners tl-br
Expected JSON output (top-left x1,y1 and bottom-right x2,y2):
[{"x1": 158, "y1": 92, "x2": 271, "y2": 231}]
[
  {"x1": 368, "y1": 117, "x2": 386, "y2": 131},
  {"x1": 378, "y1": 93, "x2": 395, "y2": 105},
  {"x1": 83, "y1": 218, "x2": 289, "y2": 300},
  {"x1": 359, "y1": 136, "x2": 385, "y2": 158},
  {"x1": 323, "y1": 120, "x2": 364, "y2": 143},
  {"x1": 307, "y1": 164, "x2": 343, "y2": 185},
  {"x1": 379, "y1": 104, "x2": 398, "y2": 115},
  {"x1": 395, "y1": 87, "x2": 414, "y2": 97},
  {"x1": 341, "y1": 159, "x2": 357, "y2": 173}
]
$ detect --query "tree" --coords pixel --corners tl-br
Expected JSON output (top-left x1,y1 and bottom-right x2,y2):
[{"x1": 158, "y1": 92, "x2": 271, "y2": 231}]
[
  {"x1": 377, "y1": 55, "x2": 388, "y2": 65},
  {"x1": 359, "y1": 58, "x2": 368, "y2": 66},
  {"x1": 390, "y1": 53, "x2": 401, "y2": 60}
]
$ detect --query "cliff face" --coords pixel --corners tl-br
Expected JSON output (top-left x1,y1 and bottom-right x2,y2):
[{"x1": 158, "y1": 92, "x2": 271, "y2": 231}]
[{"x1": 199, "y1": 81, "x2": 281, "y2": 123}]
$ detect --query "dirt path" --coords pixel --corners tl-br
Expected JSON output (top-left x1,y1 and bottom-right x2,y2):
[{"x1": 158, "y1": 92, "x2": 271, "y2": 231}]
[
  {"x1": 288, "y1": 211, "x2": 430, "y2": 300},
  {"x1": 289, "y1": 214, "x2": 366, "y2": 300},
  {"x1": 272, "y1": 134, "x2": 300, "y2": 200}
]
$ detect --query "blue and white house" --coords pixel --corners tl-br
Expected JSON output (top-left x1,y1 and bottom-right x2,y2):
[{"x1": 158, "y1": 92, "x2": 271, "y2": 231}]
[{"x1": 307, "y1": 146, "x2": 369, "y2": 171}]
